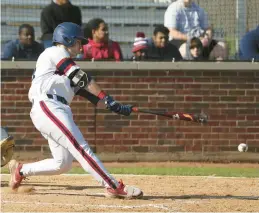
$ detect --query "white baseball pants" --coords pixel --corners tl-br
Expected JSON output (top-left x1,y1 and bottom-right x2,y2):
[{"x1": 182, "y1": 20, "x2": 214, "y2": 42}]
[{"x1": 20, "y1": 99, "x2": 119, "y2": 189}]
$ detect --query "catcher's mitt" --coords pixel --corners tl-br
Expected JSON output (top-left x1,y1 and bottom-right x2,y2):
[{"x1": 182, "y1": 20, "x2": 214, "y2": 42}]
[{"x1": 1, "y1": 127, "x2": 15, "y2": 167}]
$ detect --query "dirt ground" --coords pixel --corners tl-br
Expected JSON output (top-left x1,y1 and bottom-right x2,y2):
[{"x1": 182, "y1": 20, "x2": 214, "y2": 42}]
[{"x1": 1, "y1": 171, "x2": 259, "y2": 212}]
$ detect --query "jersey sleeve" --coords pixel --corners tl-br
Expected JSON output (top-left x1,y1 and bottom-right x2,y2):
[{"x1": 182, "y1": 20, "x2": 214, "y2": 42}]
[{"x1": 51, "y1": 47, "x2": 81, "y2": 76}]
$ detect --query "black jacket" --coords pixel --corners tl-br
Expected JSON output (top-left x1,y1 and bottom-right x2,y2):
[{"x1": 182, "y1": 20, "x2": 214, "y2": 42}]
[
  {"x1": 40, "y1": 1, "x2": 82, "y2": 40},
  {"x1": 146, "y1": 38, "x2": 182, "y2": 61}
]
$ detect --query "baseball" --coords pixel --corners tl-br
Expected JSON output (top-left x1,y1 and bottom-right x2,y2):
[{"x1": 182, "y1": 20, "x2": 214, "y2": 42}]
[{"x1": 238, "y1": 143, "x2": 248, "y2": 152}]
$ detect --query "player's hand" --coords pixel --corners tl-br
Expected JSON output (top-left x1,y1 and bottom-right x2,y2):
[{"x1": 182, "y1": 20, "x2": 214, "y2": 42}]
[{"x1": 104, "y1": 95, "x2": 132, "y2": 116}]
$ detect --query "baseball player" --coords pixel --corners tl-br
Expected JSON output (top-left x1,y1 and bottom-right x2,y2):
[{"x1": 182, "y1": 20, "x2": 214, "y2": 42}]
[{"x1": 8, "y1": 22, "x2": 143, "y2": 199}]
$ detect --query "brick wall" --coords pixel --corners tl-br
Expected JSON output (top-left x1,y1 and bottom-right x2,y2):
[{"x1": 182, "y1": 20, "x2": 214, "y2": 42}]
[{"x1": 1, "y1": 64, "x2": 259, "y2": 162}]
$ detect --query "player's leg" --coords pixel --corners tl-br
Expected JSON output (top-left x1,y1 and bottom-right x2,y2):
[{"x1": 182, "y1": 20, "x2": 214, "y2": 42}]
[
  {"x1": 9, "y1": 135, "x2": 74, "y2": 189},
  {"x1": 34, "y1": 101, "x2": 118, "y2": 188},
  {"x1": 21, "y1": 135, "x2": 74, "y2": 176},
  {"x1": 38, "y1": 100, "x2": 142, "y2": 198}
]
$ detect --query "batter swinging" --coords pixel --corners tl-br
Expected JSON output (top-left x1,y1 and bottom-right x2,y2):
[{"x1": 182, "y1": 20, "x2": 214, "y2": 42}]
[{"x1": 8, "y1": 22, "x2": 143, "y2": 199}]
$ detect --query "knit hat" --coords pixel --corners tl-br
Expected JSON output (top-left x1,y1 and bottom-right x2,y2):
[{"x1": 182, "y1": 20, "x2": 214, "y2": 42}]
[{"x1": 132, "y1": 32, "x2": 148, "y2": 53}]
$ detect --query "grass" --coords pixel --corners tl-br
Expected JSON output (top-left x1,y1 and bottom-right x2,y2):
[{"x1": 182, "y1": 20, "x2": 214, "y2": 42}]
[{"x1": 1, "y1": 166, "x2": 259, "y2": 178}]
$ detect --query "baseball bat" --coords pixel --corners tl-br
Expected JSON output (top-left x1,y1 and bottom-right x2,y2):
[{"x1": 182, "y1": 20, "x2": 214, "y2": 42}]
[{"x1": 132, "y1": 107, "x2": 208, "y2": 124}]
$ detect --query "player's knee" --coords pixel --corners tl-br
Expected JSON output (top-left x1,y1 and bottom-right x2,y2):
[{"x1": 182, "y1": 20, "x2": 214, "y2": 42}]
[{"x1": 54, "y1": 159, "x2": 73, "y2": 174}]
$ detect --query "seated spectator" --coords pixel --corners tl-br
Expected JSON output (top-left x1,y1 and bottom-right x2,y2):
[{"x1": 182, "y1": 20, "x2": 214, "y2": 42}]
[
  {"x1": 131, "y1": 32, "x2": 148, "y2": 61},
  {"x1": 164, "y1": 0, "x2": 208, "y2": 48},
  {"x1": 82, "y1": 18, "x2": 123, "y2": 61},
  {"x1": 2, "y1": 24, "x2": 44, "y2": 60},
  {"x1": 145, "y1": 25, "x2": 182, "y2": 61},
  {"x1": 179, "y1": 37, "x2": 204, "y2": 60},
  {"x1": 41, "y1": 0, "x2": 82, "y2": 49},
  {"x1": 239, "y1": 26, "x2": 259, "y2": 60},
  {"x1": 202, "y1": 28, "x2": 228, "y2": 60}
]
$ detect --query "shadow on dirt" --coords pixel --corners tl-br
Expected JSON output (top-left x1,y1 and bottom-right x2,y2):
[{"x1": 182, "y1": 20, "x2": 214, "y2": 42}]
[
  {"x1": 142, "y1": 195, "x2": 259, "y2": 201},
  {"x1": 1, "y1": 181, "x2": 258, "y2": 200},
  {"x1": 1, "y1": 181, "x2": 103, "y2": 190}
]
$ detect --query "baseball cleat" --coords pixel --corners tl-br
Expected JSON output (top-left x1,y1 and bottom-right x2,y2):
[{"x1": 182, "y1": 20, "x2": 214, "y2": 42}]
[
  {"x1": 8, "y1": 159, "x2": 24, "y2": 190},
  {"x1": 106, "y1": 179, "x2": 143, "y2": 199}
]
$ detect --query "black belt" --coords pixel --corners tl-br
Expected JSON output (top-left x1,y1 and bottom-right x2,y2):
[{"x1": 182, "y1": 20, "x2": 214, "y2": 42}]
[{"x1": 47, "y1": 94, "x2": 68, "y2": 105}]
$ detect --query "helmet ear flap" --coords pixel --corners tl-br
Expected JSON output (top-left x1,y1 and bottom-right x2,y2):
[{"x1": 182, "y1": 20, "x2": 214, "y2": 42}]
[{"x1": 62, "y1": 35, "x2": 74, "y2": 46}]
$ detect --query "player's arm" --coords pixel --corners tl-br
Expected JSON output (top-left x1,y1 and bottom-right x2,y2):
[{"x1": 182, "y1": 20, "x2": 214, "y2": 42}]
[
  {"x1": 54, "y1": 54, "x2": 132, "y2": 116},
  {"x1": 75, "y1": 88, "x2": 100, "y2": 106},
  {"x1": 53, "y1": 52, "x2": 100, "y2": 105},
  {"x1": 69, "y1": 70, "x2": 132, "y2": 116}
]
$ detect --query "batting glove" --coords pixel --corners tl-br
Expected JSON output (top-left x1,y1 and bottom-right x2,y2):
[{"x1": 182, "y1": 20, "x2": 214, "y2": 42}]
[{"x1": 104, "y1": 95, "x2": 132, "y2": 116}]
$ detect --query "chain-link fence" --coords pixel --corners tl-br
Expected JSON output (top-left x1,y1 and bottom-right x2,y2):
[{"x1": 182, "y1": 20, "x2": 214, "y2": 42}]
[{"x1": 1, "y1": 0, "x2": 258, "y2": 59}]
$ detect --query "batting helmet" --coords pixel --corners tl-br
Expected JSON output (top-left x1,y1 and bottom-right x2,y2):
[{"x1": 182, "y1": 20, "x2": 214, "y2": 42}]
[{"x1": 52, "y1": 22, "x2": 86, "y2": 47}]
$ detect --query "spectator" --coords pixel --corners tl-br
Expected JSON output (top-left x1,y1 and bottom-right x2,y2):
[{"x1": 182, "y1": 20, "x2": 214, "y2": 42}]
[
  {"x1": 202, "y1": 28, "x2": 228, "y2": 60},
  {"x1": 179, "y1": 37, "x2": 204, "y2": 60},
  {"x1": 145, "y1": 25, "x2": 182, "y2": 61},
  {"x1": 131, "y1": 32, "x2": 148, "y2": 61},
  {"x1": 41, "y1": 0, "x2": 82, "y2": 49},
  {"x1": 2, "y1": 24, "x2": 44, "y2": 60},
  {"x1": 82, "y1": 18, "x2": 123, "y2": 61},
  {"x1": 239, "y1": 25, "x2": 259, "y2": 60},
  {"x1": 164, "y1": 0, "x2": 208, "y2": 48}
]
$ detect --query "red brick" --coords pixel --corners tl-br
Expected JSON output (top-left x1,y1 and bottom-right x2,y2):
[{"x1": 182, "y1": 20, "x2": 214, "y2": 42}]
[
  {"x1": 149, "y1": 146, "x2": 168, "y2": 152},
  {"x1": 132, "y1": 146, "x2": 149, "y2": 152},
  {"x1": 210, "y1": 140, "x2": 229, "y2": 145},
  {"x1": 185, "y1": 96, "x2": 202, "y2": 102},
  {"x1": 96, "y1": 145, "x2": 114, "y2": 153},
  {"x1": 210, "y1": 90, "x2": 227, "y2": 96},
  {"x1": 246, "y1": 115, "x2": 259, "y2": 120},
  {"x1": 151, "y1": 84, "x2": 178, "y2": 90},
  {"x1": 247, "y1": 128, "x2": 259, "y2": 132},
  {"x1": 1, "y1": 68, "x2": 257, "y2": 159},
  {"x1": 237, "y1": 84, "x2": 254, "y2": 89},
  {"x1": 238, "y1": 134, "x2": 255, "y2": 140},
  {"x1": 229, "y1": 127, "x2": 246, "y2": 133},
  {"x1": 113, "y1": 133, "x2": 131, "y2": 139},
  {"x1": 132, "y1": 133, "x2": 149, "y2": 139},
  {"x1": 158, "y1": 78, "x2": 175, "y2": 83},
  {"x1": 175, "y1": 90, "x2": 193, "y2": 95},
  {"x1": 185, "y1": 84, "x2": 201, "y2": 89},
  {"x1": 237, "y1": 96, "x2": 254, "y2": 102},
  {"x1": 122, "y1": 140, "x2": 139, "y2": 145},
  {"x1": 184, "y1": 133, "x2": 201, "y2": 139},
  {"x1": 246, "y1": 90, "x2": 259, "y2": 96},
  {"x1": 203, "y1": 145, "x2": 219, "y2": 152},
  {"x1": 95, "y1": 134, "x2": 114, "y2": 139},
  {"x1": 219, "y1": 121, "x2": 237, "y2": 126},
  {"x1": 131, "y1": 84, "x2": 148, "y2": 89},
  {"x1": 218, "y1": 133, "x2": 237, "y2": 140},
  {"x1": 212, "y1": 127, "x2": 230, "y2": 133},
  {"x1": 168, "y1": 71, "x2": 185, "y2": 76},
  {"x1": 5, "y1": 83, "x2": 25, "y2": 89},
  {"x1": 203, "y1": 71, "x2": 220, "y2": 76},
  {"x1": 114, "y1": 145, "x2": 131, "y2": 153},
  {"x1": 185, "y1": 144, "x2": 202, "y2": 152},
  {"x1": 175, "y1": 78, "x2": 193, "y2": 83},
  {"x1": 195, "y1": 78, "x2": 212, "y2": 83},
  {"x1": 139, "y1": 140, "x2": 157, "y2": 145},
  {"x1": 203, "y1": 96, "x2": 220, "y2": 102},
  {"x1": 139, "y1": 115, "x2": 156, "y2": 120}
]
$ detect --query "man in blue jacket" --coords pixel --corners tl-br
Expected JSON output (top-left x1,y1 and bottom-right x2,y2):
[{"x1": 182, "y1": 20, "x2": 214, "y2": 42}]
[
  {"x1": 239, "y1": 26, "x2": 259, "y2": 60},
  {"x1": 2, "y1": 24, "x2": 44, "y2": 60}
]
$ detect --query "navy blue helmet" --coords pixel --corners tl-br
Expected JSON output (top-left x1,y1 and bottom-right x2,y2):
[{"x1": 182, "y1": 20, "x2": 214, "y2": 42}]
[{"x1": 52, "y1": 22, "x2": 86, "y2": 47}]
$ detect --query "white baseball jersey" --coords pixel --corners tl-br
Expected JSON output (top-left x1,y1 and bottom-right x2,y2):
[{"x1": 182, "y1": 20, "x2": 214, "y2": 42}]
[
  {"x1": 21, "y1": 46, "x2": 119, "y2": 190},
  {"x1": 28, "y1": 46, "x2": 80, "y2": 104}
]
